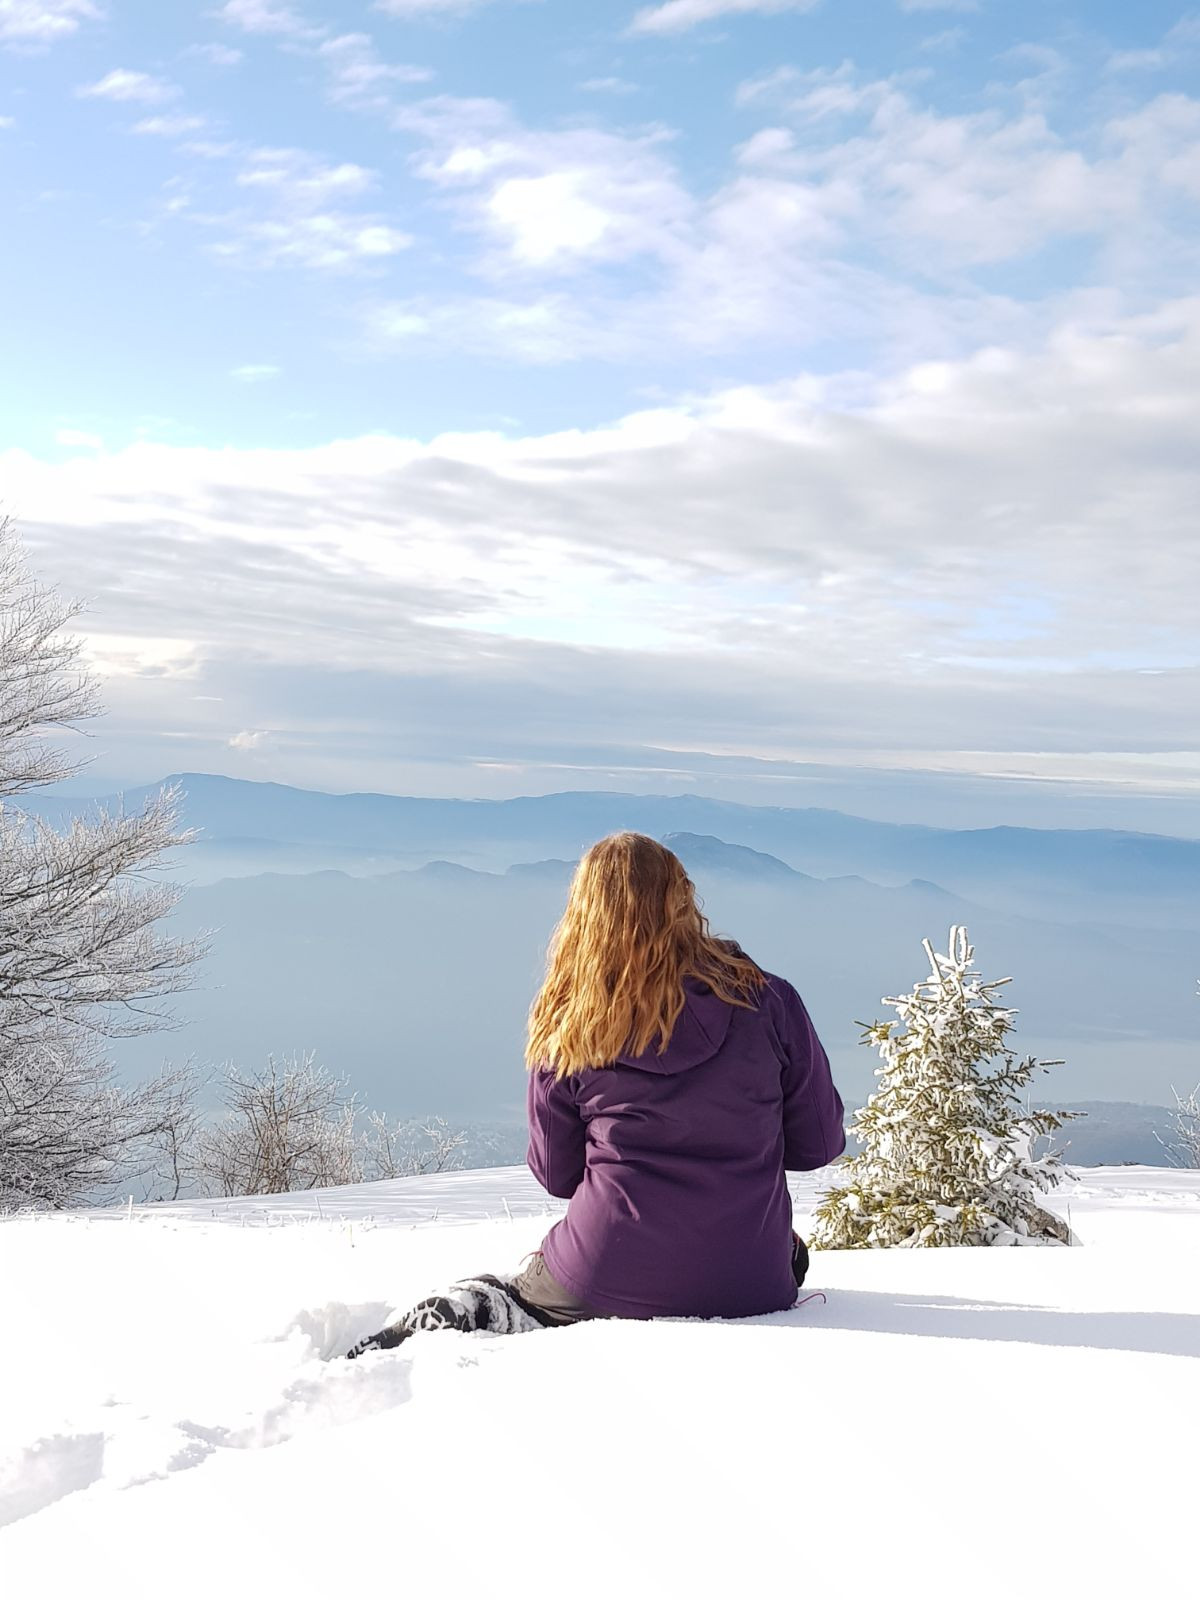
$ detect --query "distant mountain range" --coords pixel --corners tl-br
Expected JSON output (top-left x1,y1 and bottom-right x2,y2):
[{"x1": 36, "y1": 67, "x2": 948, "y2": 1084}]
[
  {"x1": 1030, "y1": 1103, "x2": 1182, "y2": 1168},
  {"x1": 364, "y1": 1102, "x2": 1188, "y2": 1172},
  {"x1": 19, "y1": 773, "x2": 1199, "y2": 1126},
  {"x1": 23, "y1": 772, "x2": 1200, "y2": 931}
]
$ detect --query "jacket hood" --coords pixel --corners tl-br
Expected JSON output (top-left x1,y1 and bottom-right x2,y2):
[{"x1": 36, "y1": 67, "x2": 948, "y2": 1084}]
[{"x1": 614, "y1": 976, "x2": 734, "y2": 1075}]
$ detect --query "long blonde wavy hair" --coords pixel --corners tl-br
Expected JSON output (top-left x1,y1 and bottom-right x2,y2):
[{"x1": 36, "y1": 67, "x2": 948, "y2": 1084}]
[{"x1": 525, "y1": 832, "x2": 766, "y2": 1078}]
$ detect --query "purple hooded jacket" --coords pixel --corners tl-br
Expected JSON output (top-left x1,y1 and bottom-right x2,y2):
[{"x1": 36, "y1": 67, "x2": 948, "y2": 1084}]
[{"x1": 526, "y1": 968, "x2": 845, "y2": 1320}]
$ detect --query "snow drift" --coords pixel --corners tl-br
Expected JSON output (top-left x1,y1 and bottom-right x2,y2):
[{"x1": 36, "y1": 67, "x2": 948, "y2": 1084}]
[{"x1": 2, "y1": 1165, "x2": 1197, "y2": 1597}]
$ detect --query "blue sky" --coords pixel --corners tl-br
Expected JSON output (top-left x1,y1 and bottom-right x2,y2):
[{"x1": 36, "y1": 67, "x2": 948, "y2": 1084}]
[
  {"x1": 2, "y1": 1, "x2": 1199, "y2": 826},
  {"x1": 4, "y1": 0, "x2": 1197, "y2": 450}
]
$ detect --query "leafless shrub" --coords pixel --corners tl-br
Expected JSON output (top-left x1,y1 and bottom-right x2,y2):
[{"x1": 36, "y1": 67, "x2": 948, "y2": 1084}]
[
  {"x1": 1156, "y1": 1084, "x2": 1200, "y2": 1170},
  {"x1": 360, "y1": 1112, "x2": 467, "y2": 1179},
  {"x1": 195, "y1": 1052, "x2": 361, "y2": 1197}
]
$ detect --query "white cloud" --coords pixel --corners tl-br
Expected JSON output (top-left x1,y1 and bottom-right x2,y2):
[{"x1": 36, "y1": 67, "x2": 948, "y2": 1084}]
[
  {"x1": 919, "y1": 26, "x2": 965, "y2": 54},
  {"x1": 380, "y1": 75, "x2": 1200, "y2": 369},
  {"x1": 54, "y1": 427, "x2": 103, "y2": 449},
  {"x1": 0, "y1": 112, "x2": 13, "y2": 127},
  {"x1": 0, "y1": 1, "x2": 101, "y2": 46},
  {"x1": 1103, "y1": 93, "x2": 1200, "y2": 203},
  {"x1": 735, "y1": 126, "x2": 794, "y2": 163},
  {"x1": 579, "y1": 77, "x2": 638, "y2": 96},
  {"x1": 81, "y1": 634, "x2": 199, "y2": 681},
  {"x1": 183, "y1": 138, "x2": 238, "y2": 159},
  {"x1": 1109, "y1": 48, "x2": 1169, "y2": 75},
  {"x1": 77, "y1": 69, "x2": 180, "y2": 104},
  {"x1": 318, "y1": 32, "x2": 432, "y2": 112},
  {"x1": 236, "y1": 152, "x2": 376, "y2": 200},
  {"x1": 230, "y1": 364, "x2": 281, "y2": 381},
  {"x1": 997, "y1": 42, "x2": 1069, "y2": 109},
  {"x1": 185, "y1": 41, "x2": 243, "y2": 65},
  {"x1": 9, "y1": 301, "x2": 1200, "y2": 792},
  {"x1": 400, "y1": 98, "x2": 690, "y2": 275},
  {"x1": 365, "y1": 293, "x2": 614, "y2": 362},
  {"x1": 133, "y1": 114, "x2": 208, "y2": 137},
  {"x1": 1108, "y1": 16, "x2": 1200, "y2": 74},
  {"x1": 215, "y1": 0, "x2": 323, "y2": 38},
  {"x1": 729, "y1": 63, "x2": 1174, "y2": 267},
  {"x1": 629, "y1": 0, "x2": 818, "y2": 35},
  {"x1": 214, "y1": 214, "x2": 412, "y2": 269},
  {"x1": 201, "y1": 147, "x2": 413, "y2": 269},
  {"x1": 374, "y1": 1, "x2": 506, "y2": 14},
  {"x1": 229, "y1": 728, "x2": 269, "y2": 749},
  {"x1": 898, "y1": 0, "x2": 977, "y2": 12},
  {"x1": 488, "y1": 173, "x2": 620, "y2": 265}
]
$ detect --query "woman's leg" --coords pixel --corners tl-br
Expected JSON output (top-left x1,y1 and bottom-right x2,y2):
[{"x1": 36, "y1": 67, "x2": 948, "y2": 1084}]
[
  {"x1": 345, "y1": 1253, "x2": 598, "y2": 1358},
  {"x1": 509, "y1": 1251, "x2": 598, "y2": 1326},
  {"x1": 346, "y1": 1274, "x2": 544, "y2": 1358},
  {"x1": 793, "y1": 1232, "x2": 809, "y2": 1288}
]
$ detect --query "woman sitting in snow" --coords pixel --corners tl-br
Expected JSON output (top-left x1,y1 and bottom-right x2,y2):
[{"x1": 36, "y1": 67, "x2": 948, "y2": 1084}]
[{"x1": 347, "y1": 832, "x2": 845, "y2": 1355}]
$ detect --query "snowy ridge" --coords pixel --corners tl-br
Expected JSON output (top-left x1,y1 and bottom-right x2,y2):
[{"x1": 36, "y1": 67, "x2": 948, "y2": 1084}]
[{"x1": 2, "y1": 1164, "x2": 1198, "y2": 1598}]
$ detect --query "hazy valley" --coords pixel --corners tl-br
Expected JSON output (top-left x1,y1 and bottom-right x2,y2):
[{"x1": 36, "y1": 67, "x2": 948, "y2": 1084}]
[{"x1": 28, "y1": 775, "x2": 1196, "y2": 1147}]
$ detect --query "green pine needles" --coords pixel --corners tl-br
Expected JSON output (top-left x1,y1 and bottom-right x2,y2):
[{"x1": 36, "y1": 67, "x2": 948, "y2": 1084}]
[{"x1": 810, "y1": 926, "x2": 1077, "y2": 1250}]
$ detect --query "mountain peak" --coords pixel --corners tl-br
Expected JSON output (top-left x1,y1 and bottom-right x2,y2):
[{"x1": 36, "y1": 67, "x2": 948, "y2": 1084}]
[{"x1": 661, "y1": 832, "x2": 804, "y2": 881}]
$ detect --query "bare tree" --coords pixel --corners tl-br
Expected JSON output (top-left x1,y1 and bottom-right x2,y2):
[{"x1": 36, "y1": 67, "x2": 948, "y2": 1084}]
[
  {"x1": 195, "y1": 1053, "x2": 361, "y2": 1197},
  {"x1": 140, "y1": 1058, "x2": 210, "y2": 1202},
  {"x1": 0, "y1": 519, "x2": 206, "y2": 1209},
  {"x1": 360, "y1": 1112, "x2": 467, "y2": 1179},
  {"x1": 0, "y1": 521, "x2": 98, "y2": 797},
  {"x1": 0, "y1": 1038, "x2": 199, "y2": 1208},
  {"x1": 1157, "y1": 1085, "x2": 1200, "y2": 1170},
  {"x1": 1155, "y1": 981, "x2": 1200, "y2": 1170},
  {"x1": 191, "y1": 1052, "x2": 472, "y2": 1197}
]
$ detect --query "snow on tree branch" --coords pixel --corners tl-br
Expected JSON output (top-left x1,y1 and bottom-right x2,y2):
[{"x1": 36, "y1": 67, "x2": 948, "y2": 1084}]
[{"x1": 810, "y1": 925, "x2": 1079, "y2": 1250}]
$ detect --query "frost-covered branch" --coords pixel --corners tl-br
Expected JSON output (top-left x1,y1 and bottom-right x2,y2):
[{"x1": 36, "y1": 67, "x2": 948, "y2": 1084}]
[
  {"x1": 0, "y1": 521, "x2": 207, "y2": 1209},
  {"x1": 0, "y1": 518, "x2": 98, "y2": 798},
  {"x1": 0, "y1": 1034, "x2": 200, "y2": 1208},
  {"x1": 1156, "y1": 1084, "x2": 1200, "y2": 1169},
  {"x1": 360, "y1": 1112, "x2": 467, "y2": 1179}
]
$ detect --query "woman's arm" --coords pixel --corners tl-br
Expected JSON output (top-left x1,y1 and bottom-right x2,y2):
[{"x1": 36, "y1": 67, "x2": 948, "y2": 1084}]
[
  {"x1": 778, "y1": 982, "x2": 847, "y2": 1171},
  {"x1": 526, "y1": 1067, "x2": 587, "y2": 1199}
]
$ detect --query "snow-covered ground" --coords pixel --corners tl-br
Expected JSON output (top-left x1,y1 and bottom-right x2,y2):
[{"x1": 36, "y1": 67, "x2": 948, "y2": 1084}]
[{"x1": 3, "y1": 1165, "x2": 1198, "y2": 1598}]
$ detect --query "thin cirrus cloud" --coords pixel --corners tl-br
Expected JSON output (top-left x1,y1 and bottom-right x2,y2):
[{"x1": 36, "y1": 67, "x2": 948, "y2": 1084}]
[
  {"x1": 214, "y1": 0, "x2": 324, "y2": 38},
  {"x1": 318, "y1": 32, "x2": 433, "y2": 110},
  {"x1": 629, "y1": 0, "x2": 820, "y2": 37},
  {"x1": 133, "y1": 114, "x2": 208, "y2": 137},
  {"x1": 0, "y1": 1, "x2": 101, "y2": 46},
  {"x1": 183, "y1": 42, "x2": 244, "y2": 66},
  {"x1": 76, "y1": 68, "x2": 180, "y2": 103},
  {"x1": 374, "y1": 1, "x2": 513, "y2": 14},
  {"x1": 898, "y1": 1, "x2": 979, "y2": 13},
  {"x1": 203, "y1": 147, "x2": 414, "y2": 270},
  {"x1": 1107, "y1": 17, "x2": 1200, "y2": 73},
  {"x1": 579, "y1": 76, "x2": 639, "y2": 95}
]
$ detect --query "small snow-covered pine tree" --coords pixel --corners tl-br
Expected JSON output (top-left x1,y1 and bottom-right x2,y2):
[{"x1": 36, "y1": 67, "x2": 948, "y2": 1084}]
[{"x1": 810, "y1": 926, "x2": 1076, "y2": 1249}]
